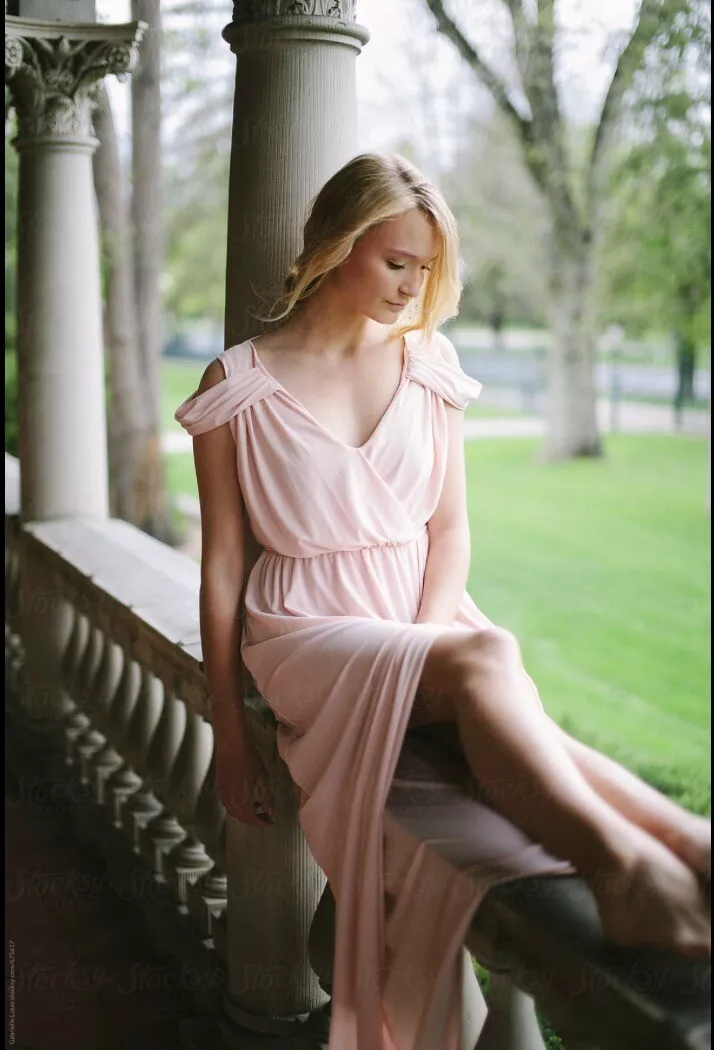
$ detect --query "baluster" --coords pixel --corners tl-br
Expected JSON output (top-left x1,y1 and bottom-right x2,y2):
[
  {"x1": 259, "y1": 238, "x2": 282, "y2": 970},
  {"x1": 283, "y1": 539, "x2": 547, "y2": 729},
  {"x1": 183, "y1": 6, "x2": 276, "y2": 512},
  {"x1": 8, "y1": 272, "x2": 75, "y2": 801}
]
[
  {"x1": 104, "y1": 626, "x2": 144, "y2": 828},
  {"x1": 17, "y1": 559, "x2": 74, "y2": 736},
  {"x1": 165, "y1": 672, "x2": 215, "y2": 912},
  {"x1": 75, "y1": 601, "x2": 122, "y2": 786},
  {"x1": 71, "y1": 614, "x2": 106, "y2": 778},
  {"x1": 140, "y1": 665, "x2": 187, "y2": 880},
  {"x1": 188, "y1": 733, "x2": 228, "y2": 948},
  {"x1": 46, "y1": 573, "x2": 76, "y2": 723},
  {"x1": 120, "y1": 656, "x2": 165, "y2": 850},
  {"x1": 92, "y1": 617, "x2": 141, "y2": 805},
  {"x1": 60, "y1": 598, "x2": 91, "y2": 766}
]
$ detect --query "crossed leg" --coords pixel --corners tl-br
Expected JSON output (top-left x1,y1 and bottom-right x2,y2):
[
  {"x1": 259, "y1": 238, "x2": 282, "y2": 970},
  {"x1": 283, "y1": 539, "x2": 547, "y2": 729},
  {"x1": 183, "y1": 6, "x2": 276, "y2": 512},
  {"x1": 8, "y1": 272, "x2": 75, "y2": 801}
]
[{"x1": 409, "y1": 625, "x2": 710, "y2": 958}]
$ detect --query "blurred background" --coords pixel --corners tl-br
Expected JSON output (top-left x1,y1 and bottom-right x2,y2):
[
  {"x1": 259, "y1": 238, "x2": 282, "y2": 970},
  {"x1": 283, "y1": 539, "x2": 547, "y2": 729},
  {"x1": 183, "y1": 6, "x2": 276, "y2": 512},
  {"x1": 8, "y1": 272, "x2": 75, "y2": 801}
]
[{"x1": 5, "y1": 0, "x2": 710, "y2": 814}]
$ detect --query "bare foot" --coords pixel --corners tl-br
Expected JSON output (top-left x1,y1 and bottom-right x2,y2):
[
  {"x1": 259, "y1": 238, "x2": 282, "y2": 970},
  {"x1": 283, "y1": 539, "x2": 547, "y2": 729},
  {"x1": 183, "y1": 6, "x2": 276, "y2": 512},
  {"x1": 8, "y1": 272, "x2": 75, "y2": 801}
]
[{"x1": 586, "y1": 831, "x2": 711, "y2": 959}]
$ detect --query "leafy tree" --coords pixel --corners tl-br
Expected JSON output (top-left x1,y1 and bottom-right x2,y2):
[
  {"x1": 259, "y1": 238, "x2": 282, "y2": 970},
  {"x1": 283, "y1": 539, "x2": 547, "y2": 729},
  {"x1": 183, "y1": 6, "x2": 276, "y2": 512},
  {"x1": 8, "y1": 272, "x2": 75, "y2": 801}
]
[
  {"x1": 599, "y1": 77, "x2": 710, "y2": 421},
  {"x1": 424, "y1": 0, "x2": 709, "y2": 459},
  {"x1": 161, "y1": 2, "x2": 232, "y2": 326}
]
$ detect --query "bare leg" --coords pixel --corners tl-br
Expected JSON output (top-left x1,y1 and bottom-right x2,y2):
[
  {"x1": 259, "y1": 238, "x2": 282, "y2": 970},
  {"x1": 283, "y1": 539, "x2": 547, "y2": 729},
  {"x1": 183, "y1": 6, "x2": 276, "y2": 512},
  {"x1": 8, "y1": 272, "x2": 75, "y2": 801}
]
[
  {"x1": 554, "y1": 723, "x2": 711, "y2": 879},
  {"x1": 418, "y1": 629, "x2": 711, "y2": 958},
  {"x1": 518, "y1": 670, "x2": 711, "y2": 879}
]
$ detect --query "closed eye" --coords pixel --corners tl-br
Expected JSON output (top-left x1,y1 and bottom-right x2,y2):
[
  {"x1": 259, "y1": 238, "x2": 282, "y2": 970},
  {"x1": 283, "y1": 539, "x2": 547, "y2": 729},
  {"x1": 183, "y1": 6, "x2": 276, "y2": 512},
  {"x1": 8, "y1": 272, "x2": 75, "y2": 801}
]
[{"x1": 387, "y1": 261, "x2": 432, "y2": 272}]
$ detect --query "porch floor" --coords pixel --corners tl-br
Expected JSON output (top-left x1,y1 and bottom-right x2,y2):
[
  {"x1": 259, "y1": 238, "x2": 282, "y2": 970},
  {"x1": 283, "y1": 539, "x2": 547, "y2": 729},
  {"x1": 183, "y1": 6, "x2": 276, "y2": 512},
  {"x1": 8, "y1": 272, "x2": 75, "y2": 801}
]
[{"x1": 5, "y1": 712, "x2": 202, "y2": 1050}]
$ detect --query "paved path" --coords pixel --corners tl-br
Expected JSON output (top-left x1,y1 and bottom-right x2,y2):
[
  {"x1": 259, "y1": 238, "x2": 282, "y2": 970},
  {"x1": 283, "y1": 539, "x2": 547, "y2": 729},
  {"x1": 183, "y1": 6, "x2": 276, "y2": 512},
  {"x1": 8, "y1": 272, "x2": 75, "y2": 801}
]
[{"x1": 162, "y1": 397, "x2": 709, "y2": 454}]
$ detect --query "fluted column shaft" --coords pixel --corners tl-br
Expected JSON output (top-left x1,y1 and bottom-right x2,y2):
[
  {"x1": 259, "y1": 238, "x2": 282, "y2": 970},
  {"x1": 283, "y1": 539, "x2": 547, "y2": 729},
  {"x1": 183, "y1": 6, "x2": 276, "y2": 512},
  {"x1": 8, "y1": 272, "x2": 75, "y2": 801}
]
[{"x1": 219, "y1": 2, "x2": 368, "y2": 1037}]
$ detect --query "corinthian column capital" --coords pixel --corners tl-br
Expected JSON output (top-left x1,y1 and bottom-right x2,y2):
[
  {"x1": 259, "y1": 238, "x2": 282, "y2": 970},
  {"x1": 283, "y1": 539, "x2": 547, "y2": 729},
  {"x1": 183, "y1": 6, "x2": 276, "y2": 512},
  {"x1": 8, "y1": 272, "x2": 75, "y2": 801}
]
[
  {"x1": 224, "y1": 0, "x2": 368, "y2": 53},
  {"x1": 233, "y1": 0, "x2": 358, "y2": 21},
  {"x1": 5, "y1": 18, "x2": 146, "y2": 142}
]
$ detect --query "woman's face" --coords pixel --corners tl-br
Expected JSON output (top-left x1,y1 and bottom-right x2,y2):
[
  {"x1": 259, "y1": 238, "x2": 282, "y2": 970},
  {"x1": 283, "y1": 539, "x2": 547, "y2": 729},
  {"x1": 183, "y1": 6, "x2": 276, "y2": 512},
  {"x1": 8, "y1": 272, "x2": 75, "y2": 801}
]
[{"x1": 331, "y1": 207, "x2": 440, "y2": 324}]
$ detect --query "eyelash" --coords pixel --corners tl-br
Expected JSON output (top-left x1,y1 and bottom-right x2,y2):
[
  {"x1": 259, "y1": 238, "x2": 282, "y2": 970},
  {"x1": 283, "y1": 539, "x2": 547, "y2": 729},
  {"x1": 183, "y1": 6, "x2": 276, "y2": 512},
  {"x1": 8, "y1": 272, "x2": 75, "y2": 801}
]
[{"x1": 387, "y1": 261, "x2": 432, "y2": 272}]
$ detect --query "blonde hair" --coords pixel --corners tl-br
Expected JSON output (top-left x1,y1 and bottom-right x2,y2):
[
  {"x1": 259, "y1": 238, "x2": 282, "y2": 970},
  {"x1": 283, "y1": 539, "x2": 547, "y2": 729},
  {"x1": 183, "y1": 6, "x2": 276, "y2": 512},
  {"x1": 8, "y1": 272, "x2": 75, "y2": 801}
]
[{"x1": 253, "y1": 152, "x2": 462, "y2": 344}]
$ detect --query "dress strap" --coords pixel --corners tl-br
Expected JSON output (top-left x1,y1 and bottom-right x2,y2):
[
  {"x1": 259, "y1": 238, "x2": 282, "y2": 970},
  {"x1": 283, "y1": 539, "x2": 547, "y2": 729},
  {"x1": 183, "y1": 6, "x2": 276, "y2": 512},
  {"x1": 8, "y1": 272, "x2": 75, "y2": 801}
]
[
  {"x1": 405, "y1": 334, "x2": 483, "y2": 409},
  {"x1": 218, "y1": 340, "x2": 255, "y2": 377},
  {"x1": 174, "y1": 366, "x2": 278, "y2": 436}
]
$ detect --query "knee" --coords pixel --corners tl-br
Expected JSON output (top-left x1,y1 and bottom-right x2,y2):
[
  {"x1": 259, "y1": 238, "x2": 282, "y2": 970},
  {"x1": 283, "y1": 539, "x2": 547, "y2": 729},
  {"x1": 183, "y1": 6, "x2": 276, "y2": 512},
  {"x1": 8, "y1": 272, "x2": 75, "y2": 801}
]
[{"x1": 447, "y1": 626, "x2": 521, "y2": 687}]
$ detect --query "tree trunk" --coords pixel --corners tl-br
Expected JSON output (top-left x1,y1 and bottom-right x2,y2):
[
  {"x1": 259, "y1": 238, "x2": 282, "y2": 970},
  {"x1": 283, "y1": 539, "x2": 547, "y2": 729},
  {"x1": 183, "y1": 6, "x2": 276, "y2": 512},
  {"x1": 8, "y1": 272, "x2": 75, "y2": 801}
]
[
  {"x1": 543, "y1": 230, "x2": 602, "y2": 459},
  {"x1": 422, "y1": 0, "x2": 674, "y2": 461},
  {"x1": 130, "y1": 0, "x2": 175, "y2": 543},
  {"x1": 673, "y1": 328, "x2": 696, "y2": 428},
  {"x1": 92, "y1": 85, "x2": 158, "y2": 524}
]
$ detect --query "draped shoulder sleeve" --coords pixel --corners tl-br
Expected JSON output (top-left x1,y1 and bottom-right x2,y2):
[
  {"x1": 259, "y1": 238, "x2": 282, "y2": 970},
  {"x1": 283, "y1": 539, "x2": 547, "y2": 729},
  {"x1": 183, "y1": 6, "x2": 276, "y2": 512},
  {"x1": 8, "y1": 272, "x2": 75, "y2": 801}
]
[
  {"x1": 173, "y1": 341, "x2": 279, "y2": 436},
  {"x1": 405, "y1": 331, "x2": 483, "y2": 410}
]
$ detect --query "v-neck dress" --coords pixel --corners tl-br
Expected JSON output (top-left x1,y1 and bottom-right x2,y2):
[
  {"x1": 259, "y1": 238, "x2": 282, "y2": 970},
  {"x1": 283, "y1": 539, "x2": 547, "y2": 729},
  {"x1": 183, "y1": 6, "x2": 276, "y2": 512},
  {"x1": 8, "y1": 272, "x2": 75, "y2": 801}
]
[{"x1": 175, "y1": 330, "x2": 573, "y2": 1050}]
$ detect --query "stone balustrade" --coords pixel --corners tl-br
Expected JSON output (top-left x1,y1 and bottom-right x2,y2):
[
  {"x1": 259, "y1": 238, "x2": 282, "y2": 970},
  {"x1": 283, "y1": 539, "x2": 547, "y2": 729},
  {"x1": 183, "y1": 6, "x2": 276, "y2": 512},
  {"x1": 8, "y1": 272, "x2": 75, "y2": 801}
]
[{"x1": 5, "y1": 451, "x2": 710, "y2": 1050}]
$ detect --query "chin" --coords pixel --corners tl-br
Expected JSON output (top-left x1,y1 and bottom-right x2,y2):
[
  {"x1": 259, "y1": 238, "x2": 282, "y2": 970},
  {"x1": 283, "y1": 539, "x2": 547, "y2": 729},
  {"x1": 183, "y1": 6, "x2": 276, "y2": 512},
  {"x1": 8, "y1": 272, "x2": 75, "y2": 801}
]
[{"x1": 364, "y1": 306, "x2": 398, "y2": 325}]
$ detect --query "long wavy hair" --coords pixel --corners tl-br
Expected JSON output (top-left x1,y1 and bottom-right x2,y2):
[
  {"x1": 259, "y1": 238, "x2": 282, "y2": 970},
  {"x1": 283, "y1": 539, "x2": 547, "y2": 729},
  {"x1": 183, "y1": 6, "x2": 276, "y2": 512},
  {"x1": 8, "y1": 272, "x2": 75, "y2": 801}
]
[{"x1": 253, "y1": 152, "x2": 462, "y2": 344}]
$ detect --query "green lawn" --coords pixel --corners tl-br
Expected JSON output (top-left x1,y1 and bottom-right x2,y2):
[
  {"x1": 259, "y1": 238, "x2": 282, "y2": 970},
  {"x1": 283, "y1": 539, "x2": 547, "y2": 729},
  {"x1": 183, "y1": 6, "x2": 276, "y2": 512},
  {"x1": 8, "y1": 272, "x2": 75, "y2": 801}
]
[
  {"x1": 162, "y1": 357, "x2": 206, "y2": 432},
  {"x1": 166, "y1": 431, "x2": 710, "y2": 811},
  {"x1": 463, "y1": 434, "x2": 710, "y2": 812}
]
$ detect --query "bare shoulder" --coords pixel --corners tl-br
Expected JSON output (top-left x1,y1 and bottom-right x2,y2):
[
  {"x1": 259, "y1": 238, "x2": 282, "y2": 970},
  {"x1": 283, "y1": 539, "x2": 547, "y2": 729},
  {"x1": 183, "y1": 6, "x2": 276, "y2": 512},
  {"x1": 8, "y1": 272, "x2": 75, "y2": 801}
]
[
  {"x1": 433, "y1": 330, "x2": 460, "y2": 367},
  {"x1": 250, "y1": 327, "x2": 294, "y2": 362},
  {"x1": 196, "y1": 358, "x2": 226, "y2": 395}
]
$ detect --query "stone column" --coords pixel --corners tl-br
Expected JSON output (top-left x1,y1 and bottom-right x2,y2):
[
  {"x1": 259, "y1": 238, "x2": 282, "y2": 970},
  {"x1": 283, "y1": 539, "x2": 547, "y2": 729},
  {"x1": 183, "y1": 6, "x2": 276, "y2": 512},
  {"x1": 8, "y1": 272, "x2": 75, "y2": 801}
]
[
  {"x1": 5, "y1": 17, "x2": 144, "y2": 736},
  {"x1": 215, "y1": 2, "x2": 369, "y2": 1045},
  {"x1": 5, "y1": 16, "x2": 145, "y2": 521}
]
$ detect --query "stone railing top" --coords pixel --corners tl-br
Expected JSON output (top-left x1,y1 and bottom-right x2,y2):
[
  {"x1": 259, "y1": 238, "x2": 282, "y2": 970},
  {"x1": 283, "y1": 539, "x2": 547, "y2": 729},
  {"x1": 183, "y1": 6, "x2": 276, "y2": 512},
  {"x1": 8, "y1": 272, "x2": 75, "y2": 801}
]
[
  {"x1": 22, "y1": 515, "x2": 208, "y2": 694},
  {"x1": 4, "y1": 455, "x2": 265, "y2": 730}
]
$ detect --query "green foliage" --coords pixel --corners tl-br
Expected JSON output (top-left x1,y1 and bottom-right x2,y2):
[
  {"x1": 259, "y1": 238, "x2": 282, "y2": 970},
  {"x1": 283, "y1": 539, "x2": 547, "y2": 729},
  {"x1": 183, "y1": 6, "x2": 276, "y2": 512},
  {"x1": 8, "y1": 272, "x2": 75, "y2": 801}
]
[
  {"x1": 161, "y1": 2, "x2": 233, "y2": 326},
  {"x1": 599, "y1": 119, "x2": 710, "y2": 343},
  {"x1": 599, "y1": 0, "x2": 710, "y2": 344},
  {"x1": 163, "y1": 142, "x2": 230, "y2": 323},
  {"x1": 160, "y1": 357, "x2": 206, "y2": 430},
  {"x1": 5, "y1": 348, "x2": 18, "y2": 457}
]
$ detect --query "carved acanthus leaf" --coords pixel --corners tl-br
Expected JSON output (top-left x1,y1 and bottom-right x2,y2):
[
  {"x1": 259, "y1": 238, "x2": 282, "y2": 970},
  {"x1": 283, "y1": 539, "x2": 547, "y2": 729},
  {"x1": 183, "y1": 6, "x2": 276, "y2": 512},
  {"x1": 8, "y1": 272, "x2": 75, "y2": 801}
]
[
  {"x1": 5, "y1": 29, "x2": 144, "y2": 139},
  {"x1": 233, "y1": 0, "x2": 357, "y2": 22}
]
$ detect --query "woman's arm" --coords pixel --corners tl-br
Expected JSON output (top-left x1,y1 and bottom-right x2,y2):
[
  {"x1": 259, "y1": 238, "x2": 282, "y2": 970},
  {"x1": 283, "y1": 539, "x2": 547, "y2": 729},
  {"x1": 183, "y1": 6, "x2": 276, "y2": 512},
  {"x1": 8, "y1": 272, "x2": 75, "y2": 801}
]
[
  {"x1": 193, "y1": 360, "x2": 250, "y2": 748},
  {"x1": 415, "y1": 336, "x2": 472, "y2": 626}
]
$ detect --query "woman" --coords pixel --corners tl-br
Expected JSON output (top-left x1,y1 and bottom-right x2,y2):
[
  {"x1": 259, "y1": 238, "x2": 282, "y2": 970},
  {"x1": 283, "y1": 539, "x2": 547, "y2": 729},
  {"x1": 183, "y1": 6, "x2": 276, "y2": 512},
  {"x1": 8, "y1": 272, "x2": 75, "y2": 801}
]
[{"x1": 175, "y1": 152, "x2": 710, "y2": 1050}]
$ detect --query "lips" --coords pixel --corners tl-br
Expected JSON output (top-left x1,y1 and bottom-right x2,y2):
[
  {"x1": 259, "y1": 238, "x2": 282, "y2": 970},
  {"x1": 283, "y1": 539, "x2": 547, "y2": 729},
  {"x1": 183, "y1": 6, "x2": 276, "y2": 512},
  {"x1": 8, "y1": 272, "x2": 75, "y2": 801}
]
[{"x1": 387, "y1": 302, "x2": 407, "y2": 308}]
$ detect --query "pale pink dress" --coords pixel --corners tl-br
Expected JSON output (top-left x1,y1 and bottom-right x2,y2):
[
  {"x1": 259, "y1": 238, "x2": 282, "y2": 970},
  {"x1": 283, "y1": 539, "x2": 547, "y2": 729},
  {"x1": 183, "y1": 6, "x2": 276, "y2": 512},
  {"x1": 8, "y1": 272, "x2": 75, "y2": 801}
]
[{"x1": 175, "y1": 330, "x2": 573, "y2": 1050}]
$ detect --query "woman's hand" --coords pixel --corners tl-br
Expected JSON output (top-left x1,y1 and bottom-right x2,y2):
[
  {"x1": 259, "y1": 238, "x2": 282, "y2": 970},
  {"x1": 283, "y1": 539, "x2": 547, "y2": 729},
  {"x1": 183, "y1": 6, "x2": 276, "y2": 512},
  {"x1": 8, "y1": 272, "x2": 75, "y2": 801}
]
[{"x1": 215, "y1": 739, "x2": 276, "y2": 828}]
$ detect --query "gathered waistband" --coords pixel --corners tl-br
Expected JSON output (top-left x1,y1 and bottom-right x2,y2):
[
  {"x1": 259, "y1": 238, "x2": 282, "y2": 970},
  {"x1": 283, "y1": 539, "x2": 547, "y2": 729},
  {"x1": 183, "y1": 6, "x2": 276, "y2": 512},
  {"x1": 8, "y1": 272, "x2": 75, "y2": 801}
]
[{"x1": 261, "y1": 530, "x2": 426, "y2": 560}]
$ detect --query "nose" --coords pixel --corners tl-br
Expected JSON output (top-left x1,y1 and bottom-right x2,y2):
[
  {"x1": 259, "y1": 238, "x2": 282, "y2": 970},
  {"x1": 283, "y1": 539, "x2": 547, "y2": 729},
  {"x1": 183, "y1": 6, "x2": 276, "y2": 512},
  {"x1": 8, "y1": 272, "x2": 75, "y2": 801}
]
[{"x1": 399, "y1": 273, "x2": 422, "y2": 298}]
